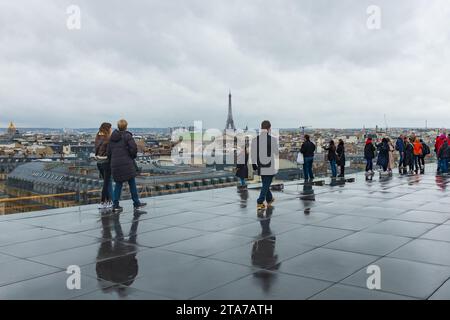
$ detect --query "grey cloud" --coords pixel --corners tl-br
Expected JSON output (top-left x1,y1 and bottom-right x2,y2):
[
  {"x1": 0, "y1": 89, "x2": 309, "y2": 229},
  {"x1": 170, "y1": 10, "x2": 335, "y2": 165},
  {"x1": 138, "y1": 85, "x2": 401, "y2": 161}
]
[{"x1": 0, "y1": 0, "x2": 449, "y2": 129}]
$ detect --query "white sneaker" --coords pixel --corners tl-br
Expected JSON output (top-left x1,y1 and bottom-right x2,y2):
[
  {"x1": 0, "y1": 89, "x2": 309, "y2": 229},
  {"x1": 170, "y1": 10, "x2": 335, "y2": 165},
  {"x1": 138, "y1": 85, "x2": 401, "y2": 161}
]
[
  {"x1": 106, "y1": 201, "x2": 113, "y2": 209},
  {"x1": 98, "y1": 202, "x2": 105, "y2": 209}
]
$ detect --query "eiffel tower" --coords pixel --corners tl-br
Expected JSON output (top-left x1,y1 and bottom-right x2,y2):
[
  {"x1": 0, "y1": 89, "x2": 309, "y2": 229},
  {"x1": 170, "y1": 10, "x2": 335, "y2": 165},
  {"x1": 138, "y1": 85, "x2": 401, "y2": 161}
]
[{"x1": 225, "y1": 91, "x2": 236, "y2": 130}]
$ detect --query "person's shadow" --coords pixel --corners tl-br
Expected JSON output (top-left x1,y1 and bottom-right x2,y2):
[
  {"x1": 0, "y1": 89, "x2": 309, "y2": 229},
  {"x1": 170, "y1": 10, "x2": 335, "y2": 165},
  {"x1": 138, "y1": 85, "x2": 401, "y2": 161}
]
[
  {"x1": 251, "y1": 209, "x2": 280, "y2": 293},
  {"x1": 95, "y1": 212, "x2": 143, "y2": 298}
]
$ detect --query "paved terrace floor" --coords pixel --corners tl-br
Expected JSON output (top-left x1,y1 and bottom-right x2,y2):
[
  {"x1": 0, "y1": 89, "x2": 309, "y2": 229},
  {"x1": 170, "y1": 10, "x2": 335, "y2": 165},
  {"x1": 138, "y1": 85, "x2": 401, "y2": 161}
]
[{"x1": 1, "y1": 165, "x2": 450, "y2": 300}]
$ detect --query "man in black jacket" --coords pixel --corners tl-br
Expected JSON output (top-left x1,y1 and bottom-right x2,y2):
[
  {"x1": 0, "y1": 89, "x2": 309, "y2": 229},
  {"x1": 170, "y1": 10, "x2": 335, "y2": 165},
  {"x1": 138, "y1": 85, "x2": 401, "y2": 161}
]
[
  {"x1": 300, "y1": 135, "x2": 316, "y2": 181},
  {"x1": 107, "y1": 119, "x2": 146, "y2": 213}
]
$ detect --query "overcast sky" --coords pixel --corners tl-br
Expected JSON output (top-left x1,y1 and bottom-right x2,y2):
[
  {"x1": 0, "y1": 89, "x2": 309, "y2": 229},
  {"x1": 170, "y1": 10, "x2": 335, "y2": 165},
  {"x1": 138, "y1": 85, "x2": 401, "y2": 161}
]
[{"x1": 1, "y1": 0, "x2": 450, "y2": 129}]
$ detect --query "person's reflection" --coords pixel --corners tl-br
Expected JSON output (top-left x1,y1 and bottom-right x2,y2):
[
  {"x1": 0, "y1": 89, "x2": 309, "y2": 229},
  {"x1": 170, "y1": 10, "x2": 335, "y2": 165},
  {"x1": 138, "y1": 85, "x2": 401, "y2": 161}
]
[
  {"x1": 239, "y1": 189, "x2": 249, "y2": 208},
  {"x1": 300, "y1": 183, "x2": 315, "y2": 214},
  {"x1": 436, "y1": 175, "x2": 447, "y2": 191},
  {"x1": 95, "y1": 212, "x2": 142, "y2": 297},
  {"x1": 251, "y1": 208, "x2": 280, "y2": 293}
]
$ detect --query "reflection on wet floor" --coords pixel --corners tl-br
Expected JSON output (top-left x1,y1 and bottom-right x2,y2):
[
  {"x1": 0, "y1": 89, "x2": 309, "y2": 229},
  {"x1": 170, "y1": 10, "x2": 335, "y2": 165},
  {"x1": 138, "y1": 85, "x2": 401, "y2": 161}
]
[
  {"x1": 2, "y1": 165, "x2": 450, "y2": 299},
  {"x1": 95, "y1": 213, "x2": 142, "y2": 297}
]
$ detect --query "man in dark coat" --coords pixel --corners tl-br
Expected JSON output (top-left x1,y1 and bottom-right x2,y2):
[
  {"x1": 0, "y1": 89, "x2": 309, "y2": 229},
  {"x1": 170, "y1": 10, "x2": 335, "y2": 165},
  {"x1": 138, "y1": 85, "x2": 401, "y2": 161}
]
[
  {"x1": 107, "y1": 119, "x2": 146, "y2": 213},
  {"x1": 300, "y1": 135, "x2": 316, "y2": 181}
]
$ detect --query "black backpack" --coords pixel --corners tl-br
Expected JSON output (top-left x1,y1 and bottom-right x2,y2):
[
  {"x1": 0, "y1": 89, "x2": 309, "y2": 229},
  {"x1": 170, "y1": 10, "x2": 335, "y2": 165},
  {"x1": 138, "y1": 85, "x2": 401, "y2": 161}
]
[{"x1": 422, "y1": 143, "x2": 430, "y2": 156}]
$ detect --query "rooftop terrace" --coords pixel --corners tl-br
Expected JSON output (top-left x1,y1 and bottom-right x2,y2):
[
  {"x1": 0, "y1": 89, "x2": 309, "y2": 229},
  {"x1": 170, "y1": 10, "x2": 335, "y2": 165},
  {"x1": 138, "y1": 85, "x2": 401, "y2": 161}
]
[{"x1": 1, "y1": 165, "x2": 450, "y2": 300}]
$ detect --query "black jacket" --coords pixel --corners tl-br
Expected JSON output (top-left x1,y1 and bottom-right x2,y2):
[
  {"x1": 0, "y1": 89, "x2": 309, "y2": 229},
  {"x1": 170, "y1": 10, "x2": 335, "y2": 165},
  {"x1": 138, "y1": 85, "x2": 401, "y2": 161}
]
[
  {"x1": 405, "y1": 142, "x2": 414, "y2": 163},
  {"x1": 236, "y1": 151, "x2": 249, "y2": 179},
  {"x1": 364, "y1": 143, "x2": 376, "y2": 159},
  {"x1": 324, "y1": 145, "x2": 337, "y2": 162},
  {"x1": 336, "y1": 144, "x2": 345, "y2": 166},
  {"x1": 107, "y1": 130, "x2": 138, "y2": 182},
  {"x1": 300, "y1": 140, "x2": 316, "y2": 158}
]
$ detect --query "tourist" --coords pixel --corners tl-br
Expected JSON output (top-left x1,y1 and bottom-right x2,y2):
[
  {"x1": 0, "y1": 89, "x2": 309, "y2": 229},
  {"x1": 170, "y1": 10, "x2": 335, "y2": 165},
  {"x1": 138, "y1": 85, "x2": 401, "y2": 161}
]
[
  {"x1": 435, "y1": 134, "x2": 446, "y2": 174},
  {"x1": 336, "y1": 139, "x2": 346, "y2": 178},
  {"x1": 364, "y1": 137, "x2": 376, "y2": 174},
  {"x1": 388, "y1": 138, "x2": 395, "y2": 174},
  {"x1": 438, "y1": 138, "x2": 449, "y2": 175},
  {"x1": 300, "y1": 134, "x2": 316, "y2": 181},
  {"x1": 323, "y1": 140, "x2": 338, "y2": 178},
  {"x1": 95, "y1": 122, "x2": 113, "y2": 209},
  {"x1": 395, "y1": 134, "x2": 406, "y2": 174},
  {"x1": 413, "y1": 137, "x2": 423, "y2": 174},
  {"x1": 376, "y1": 137, "x2": 389, "y2": 172},
  {"x1": 420, "y1": 139, "x2": 430, "y2": 174},
  {"x1": 404, "y1": 137, "x2": 415, "y2": 174},
  {"x1": 235, "y1": 140, "x2": 249, "y2": 188},
  {"x1": 251, "y1": 120, "x2": 279, "y2": 210},
  {"x1": 107, "y1": 119, "x2": 146, "y2": 213}
]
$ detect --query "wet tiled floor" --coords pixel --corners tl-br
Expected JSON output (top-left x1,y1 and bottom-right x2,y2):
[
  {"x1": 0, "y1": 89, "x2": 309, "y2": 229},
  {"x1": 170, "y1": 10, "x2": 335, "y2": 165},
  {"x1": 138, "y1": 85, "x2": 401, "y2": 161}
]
[{"x1": 1, "y1": 165, "x2": 450, "y2": 300}]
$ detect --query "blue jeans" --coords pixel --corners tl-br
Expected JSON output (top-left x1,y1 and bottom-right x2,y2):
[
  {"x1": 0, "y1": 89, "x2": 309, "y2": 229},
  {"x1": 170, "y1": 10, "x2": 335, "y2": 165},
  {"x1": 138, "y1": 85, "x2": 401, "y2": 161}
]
[
  {"x1": 439, "y1": 159, "x2": 448, "y2": 174},
  {"x1": 239, "y1": 178, "x2": 246, "y2": 186},
  {"x1": 330, "y1": 159, "x2": 337, "y2": 177},
  {"x1": 303, "y1": 156, "x2": 314, "y2": 180},
  {"x1": 366, "y1": 158, "x2": 373, "y2": 172},
  {"x1": 257, "y1": 175, "x2": 274, "y2": 204},
  {"x1": 113, "y1": 177, "x2": 141, "y2": 207}
]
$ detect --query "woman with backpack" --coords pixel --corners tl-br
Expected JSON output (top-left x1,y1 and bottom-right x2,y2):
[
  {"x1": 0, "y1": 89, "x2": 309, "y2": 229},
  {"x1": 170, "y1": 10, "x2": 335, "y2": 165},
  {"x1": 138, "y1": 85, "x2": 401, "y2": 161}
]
[
  {"x1": 95, "y1": 122, "x2": 113, "y2": 209},
  {"x1": 323, "y1": 140, "x2": 338, "y2": 178},
  {"x1": 420, "y1": 139, "x2": 430, "y2": 174}
]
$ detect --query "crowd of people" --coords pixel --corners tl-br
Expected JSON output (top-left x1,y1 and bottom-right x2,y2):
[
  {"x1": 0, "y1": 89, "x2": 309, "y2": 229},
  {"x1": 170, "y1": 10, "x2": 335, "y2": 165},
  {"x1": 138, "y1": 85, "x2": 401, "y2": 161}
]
[{"x1": 95, "y1": 120, "x2": 450, "y2": 212}]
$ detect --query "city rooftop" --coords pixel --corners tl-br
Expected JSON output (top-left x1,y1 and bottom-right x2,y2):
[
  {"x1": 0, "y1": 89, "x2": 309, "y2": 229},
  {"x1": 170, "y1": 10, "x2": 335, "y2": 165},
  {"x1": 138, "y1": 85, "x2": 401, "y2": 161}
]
[{"x1": 1, "y1": 165, "x2": 450, "y2": 300}]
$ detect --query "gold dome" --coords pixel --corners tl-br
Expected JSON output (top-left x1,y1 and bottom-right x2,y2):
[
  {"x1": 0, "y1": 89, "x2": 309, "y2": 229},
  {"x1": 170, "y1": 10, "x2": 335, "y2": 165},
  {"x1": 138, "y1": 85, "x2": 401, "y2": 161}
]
[{"x1": 8, "y1": 121, "x2": 16, "y2": 130}]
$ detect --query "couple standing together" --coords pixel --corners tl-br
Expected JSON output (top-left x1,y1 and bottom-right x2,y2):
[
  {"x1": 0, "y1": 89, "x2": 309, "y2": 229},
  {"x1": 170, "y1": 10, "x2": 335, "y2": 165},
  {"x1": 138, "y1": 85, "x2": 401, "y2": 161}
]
[{"x1": 94, "y1": 119, "x2": 146, "y2": 213}]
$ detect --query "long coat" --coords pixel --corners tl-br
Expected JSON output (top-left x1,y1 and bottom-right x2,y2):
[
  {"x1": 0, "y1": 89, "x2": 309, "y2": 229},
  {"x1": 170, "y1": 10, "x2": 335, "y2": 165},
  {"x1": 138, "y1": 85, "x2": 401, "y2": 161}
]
[
  {"x1": 336, "y1": 144, "x2": 345, "y2": 166},
  {"x1": 388, "y1": 143, "x2": 395, "y2": 170},
  {"x1": 107, "y1": 130, "x2": 138, "y2": 182},
  {"x1": 376, "y1": 142, "x2": 389, "y2": 168}
]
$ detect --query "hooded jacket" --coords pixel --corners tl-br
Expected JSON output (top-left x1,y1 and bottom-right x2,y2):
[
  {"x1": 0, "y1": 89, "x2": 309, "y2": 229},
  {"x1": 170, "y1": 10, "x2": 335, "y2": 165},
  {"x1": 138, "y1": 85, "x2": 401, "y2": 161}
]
[
  {"x1": 395, "y1": 137, "x2": 405, "y2": 153},
  {"x1": 107, "y1": 130, "x2": 138, "y2": 182},
  {"x1": 435, "y1": 135, "x2": 446, "y2": 154},
  {"x1": 364, "y1": 140, "x2": 376, "y2": 159}
]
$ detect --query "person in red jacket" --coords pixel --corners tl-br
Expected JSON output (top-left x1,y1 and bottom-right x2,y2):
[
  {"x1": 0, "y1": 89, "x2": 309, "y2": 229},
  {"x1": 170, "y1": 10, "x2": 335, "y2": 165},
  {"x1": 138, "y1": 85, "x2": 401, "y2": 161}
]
[{"x1": 435, "y1": 134, "x2": 447, "y2": 173}]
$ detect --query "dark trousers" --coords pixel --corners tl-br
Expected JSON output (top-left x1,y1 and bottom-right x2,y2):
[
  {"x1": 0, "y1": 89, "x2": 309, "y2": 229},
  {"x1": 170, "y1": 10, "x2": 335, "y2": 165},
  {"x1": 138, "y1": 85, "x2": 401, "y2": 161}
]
[
  {"x1": 365, "y1": 158, "x2": 373, "y2": 172},
  {"x1": 113, "y1": 177, "x2": 140, "y2": 207},
  {"x1": 419, "y1": 156, "x2": 425, "y2": 167},
  {"x1": 339, "y1": 165, "x2": 345, "y2": 177},
  {"x1": 398, "y1": 152, "x2": 405, "y2": 168},
  {"x1": 97, "y1": 162, "x2": 113, "y2": 202},
  {"x1": 303, "y1": 156, "x2": 314, "y2": 180},
  {"x1": 413, "y1": 155, "x2": 422, "y2": 172},
  {"x1": 257, "y1": 175, "x2": 274, "y2": 204}
]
